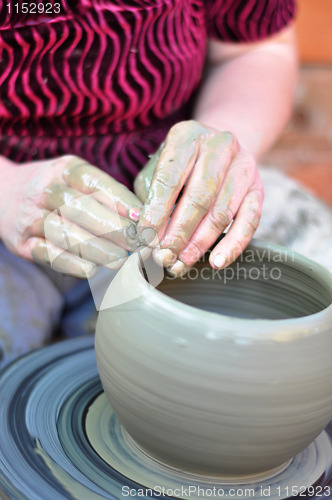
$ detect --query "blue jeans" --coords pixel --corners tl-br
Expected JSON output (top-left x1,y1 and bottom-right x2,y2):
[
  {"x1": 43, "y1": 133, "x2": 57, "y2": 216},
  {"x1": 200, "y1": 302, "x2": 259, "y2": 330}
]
[{"x1": 0, "y1": 242, "x2": 96, "y2": 369}]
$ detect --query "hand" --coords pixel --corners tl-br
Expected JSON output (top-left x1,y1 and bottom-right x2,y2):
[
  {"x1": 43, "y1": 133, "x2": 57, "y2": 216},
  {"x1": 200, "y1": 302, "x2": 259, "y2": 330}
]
[
  {"x1": 0, "y1": 155, "x2": 142, "y2": 278},
  {"x1": 134, "y1": 120, "x2": 264, "y2": 275}
]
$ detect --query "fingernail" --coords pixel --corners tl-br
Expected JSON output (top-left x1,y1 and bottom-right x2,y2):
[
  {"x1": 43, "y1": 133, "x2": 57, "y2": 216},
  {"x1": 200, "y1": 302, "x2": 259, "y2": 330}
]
[
  {"x1": 212, "y1": 254, "x2": 227, "y2": 269},
  {"x1": 105, "y1": 257, "x2": 127, "y2": 271},
  {"x1": 138, "y1": 227, "x2": 158, "y2": 246},
  {"x1": 153, "y1": 248, "x2": 176, "y2": 267},
  {"x1": 168, "y1": 260, "x2": 188, "y2": 277},
  {"x1": 81, "y1": 262, "x2": 97, "y2": 277},
  {"x1": 105, "y1": 250, "x2": 129, "y2": 270},
  {"x1": 128, "y1": 207, "x2": 140, "y2": 222}
]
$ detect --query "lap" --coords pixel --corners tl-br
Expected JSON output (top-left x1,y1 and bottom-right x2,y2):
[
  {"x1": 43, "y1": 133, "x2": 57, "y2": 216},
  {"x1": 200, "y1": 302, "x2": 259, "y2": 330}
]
[{"x1": 0, "y1": 243, "x2": 95, "y2": 369}]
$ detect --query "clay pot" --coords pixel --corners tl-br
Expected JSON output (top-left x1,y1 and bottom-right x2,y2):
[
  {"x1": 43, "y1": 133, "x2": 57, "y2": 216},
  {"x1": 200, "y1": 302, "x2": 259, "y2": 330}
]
[{"x1": 95, "y1": 240, "x2": 332, "y2": 477}]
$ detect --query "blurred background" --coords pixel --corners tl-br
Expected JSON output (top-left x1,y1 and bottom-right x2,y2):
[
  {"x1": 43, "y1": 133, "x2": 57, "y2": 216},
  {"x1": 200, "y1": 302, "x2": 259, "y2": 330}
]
[{"x1": 262, "y1": 0, "x2": 332, "y2": 207}]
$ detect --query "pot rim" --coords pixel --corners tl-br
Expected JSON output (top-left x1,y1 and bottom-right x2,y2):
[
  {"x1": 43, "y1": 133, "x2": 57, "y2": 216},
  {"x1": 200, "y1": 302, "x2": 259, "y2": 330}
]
[{"x1": 116, "y1": 239, "x2": 332, "y2": 339}]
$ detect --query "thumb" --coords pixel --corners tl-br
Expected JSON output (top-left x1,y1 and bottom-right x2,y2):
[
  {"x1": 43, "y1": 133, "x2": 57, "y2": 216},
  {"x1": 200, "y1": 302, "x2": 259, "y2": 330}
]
[{"x1": 133, "y1": 143, "x2": 164, "y2": 202}]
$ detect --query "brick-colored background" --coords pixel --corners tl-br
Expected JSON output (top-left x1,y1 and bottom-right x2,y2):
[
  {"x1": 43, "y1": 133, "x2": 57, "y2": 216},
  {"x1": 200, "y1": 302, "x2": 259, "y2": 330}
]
[{"x1": 262, "y1": 0, "x2": 332, "y2": 207}]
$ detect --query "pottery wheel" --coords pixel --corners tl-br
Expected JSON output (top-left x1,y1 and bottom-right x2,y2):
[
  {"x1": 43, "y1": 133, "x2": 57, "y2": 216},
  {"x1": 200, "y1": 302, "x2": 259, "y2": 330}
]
[{"x1": 1, "y1": 337, "x2": 332, "y2": 500}]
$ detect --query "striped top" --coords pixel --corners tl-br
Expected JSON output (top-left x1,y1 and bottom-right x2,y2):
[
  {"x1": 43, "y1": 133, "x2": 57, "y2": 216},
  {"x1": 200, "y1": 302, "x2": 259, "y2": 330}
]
[{"x1": 0, "y1": 0, "x2": 295, "y2": 187}]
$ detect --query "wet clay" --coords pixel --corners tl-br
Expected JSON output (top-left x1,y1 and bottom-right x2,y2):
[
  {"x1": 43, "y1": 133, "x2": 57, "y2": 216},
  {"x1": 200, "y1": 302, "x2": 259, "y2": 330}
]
[
  {"x1": 96, "y1": 240, "x2": 332, "y2": 476},
  {"x1": 63, "y1": 158, "x2": 142, "y2": 221},
  {"x1": 40, "y1": 157, "x2": 142, "y2": 275}
]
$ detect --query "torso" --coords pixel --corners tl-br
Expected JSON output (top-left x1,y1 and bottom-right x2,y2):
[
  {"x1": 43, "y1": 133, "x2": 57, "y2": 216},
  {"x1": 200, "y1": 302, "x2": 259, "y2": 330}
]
[{"x1": 0, "y1": 0, "x2": 208, "y2": 184}]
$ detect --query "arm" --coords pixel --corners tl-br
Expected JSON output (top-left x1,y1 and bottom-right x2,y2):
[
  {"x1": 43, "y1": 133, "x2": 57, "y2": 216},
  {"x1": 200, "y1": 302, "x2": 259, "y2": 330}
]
[{"x1": 194, "y1": 25, "x2": 298, "y2": 159}]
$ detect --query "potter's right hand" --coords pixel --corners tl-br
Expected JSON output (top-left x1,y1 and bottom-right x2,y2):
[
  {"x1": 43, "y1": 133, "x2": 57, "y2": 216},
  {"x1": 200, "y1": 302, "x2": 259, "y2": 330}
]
[{"x1": 0, "y1": 155, "x2": 142, "y2": 278}]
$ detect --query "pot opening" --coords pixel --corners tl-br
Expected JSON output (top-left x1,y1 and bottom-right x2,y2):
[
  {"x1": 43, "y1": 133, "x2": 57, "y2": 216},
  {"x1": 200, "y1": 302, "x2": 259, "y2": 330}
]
[{"x1": 154, "y1": 247, "x2": 332, "y2": 320}]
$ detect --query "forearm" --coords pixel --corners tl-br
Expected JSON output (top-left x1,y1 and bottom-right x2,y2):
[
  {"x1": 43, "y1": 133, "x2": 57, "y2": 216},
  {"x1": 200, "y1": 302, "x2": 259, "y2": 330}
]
[{"x1": 193, "y1": 26, "x2": 298, "y2": 159}]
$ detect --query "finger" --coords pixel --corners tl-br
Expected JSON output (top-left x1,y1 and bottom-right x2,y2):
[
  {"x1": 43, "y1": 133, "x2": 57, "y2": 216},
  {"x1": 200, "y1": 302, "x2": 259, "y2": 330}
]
[
  {"x1": 22, "y1": 237, "x2": 97, "y2": 278},
  {"x1": 178, "y1": 152, "x2": 259, "y2": 267},
  {"x1": 43, "y1": 184, "x2": 139, "y2": 252},
  {"x1": 159, "y1": 132, "x2": 236, "y2": 258},
  {"x1": 166, "y1": 259, "x2": 190, "y2": 278},
  {"x1": 137, "y1": 121, "x2": 204, "y2": 243},
  {"x1": 43, "y1": 211, "x2": 128, "y2": 267},
  {"x1": 209, "y1": 180, "x2": 264, "y2": 269},
  {"x1": 134, "y1": 143, "x2": 164, "y2": 203},
  {"x1": 152, "y1": 247, "x2": 178, "y2": 268},
  {"x1": 62, "y1": 157, "x2": 142, "y2": 222}
]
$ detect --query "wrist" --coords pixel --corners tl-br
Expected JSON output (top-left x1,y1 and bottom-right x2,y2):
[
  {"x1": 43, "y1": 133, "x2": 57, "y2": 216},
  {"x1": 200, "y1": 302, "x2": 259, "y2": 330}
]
[{"x1": 193, "y1": 113, "x2": 262, "y2": 159}]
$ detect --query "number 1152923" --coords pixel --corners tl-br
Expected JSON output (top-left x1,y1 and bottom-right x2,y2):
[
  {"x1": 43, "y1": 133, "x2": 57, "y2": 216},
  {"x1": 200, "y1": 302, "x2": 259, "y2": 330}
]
[{"x1": 6, "y1": 3, "x2": 61, "y2": 14}]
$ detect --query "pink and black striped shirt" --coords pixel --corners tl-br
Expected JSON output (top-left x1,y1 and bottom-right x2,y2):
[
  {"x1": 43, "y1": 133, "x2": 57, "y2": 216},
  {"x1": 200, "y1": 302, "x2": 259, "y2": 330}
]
[{"x1": 0, "y1": 0, "x2": 295, "y2": 187}]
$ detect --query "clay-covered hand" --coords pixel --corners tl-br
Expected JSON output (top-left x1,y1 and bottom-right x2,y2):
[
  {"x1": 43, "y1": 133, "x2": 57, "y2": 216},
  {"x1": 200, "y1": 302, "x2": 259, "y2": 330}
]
[
  {"x1": 134, "y1": 120, "x2": 264, "y2": 275},
  {"x1": 0, "y1": 155, "x2": 142, "y2": 278}
]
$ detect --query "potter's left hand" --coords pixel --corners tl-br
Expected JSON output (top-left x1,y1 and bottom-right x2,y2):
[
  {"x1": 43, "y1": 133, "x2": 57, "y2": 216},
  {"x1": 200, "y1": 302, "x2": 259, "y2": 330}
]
[{"x1": 134, "y1": 120, "x2": 264, "y2": 275}]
